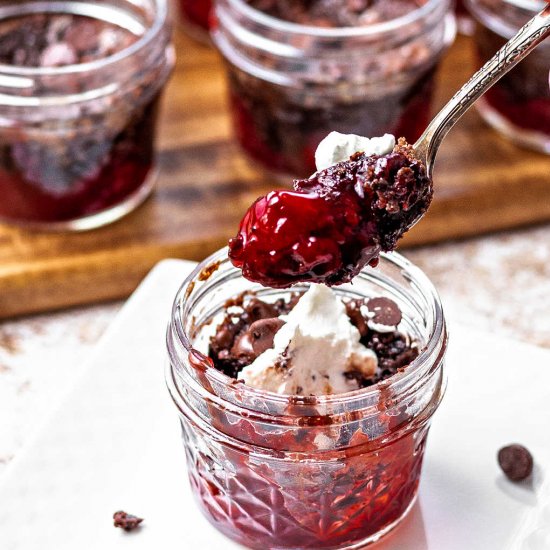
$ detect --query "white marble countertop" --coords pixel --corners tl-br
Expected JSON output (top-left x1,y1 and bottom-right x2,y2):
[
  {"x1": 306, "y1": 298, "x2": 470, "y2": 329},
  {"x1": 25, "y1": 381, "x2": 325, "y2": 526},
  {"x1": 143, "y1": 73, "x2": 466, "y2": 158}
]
[{"x1": 2, "y1": 224, "x2": 550, "y2": 477}]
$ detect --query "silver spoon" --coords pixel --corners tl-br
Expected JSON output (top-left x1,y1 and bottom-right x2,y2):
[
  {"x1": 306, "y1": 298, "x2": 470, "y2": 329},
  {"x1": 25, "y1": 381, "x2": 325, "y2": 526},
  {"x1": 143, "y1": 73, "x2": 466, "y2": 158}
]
[{"x1": 414, "y1": 3, "x2": 550, "y2": 178}]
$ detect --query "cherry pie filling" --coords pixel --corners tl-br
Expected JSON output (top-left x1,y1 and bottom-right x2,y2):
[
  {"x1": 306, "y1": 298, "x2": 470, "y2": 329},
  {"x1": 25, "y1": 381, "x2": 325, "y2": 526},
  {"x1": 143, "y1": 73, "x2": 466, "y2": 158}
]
[{"x1": 229, "y1": 139, "x2": 432, "y2": 288}]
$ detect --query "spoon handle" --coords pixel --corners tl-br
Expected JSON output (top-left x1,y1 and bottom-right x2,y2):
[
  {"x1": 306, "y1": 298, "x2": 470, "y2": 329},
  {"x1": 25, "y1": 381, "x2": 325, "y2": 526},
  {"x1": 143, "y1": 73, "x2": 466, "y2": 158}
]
[{"x1": 415, "y1": 3, "x2": 550, "y2": 174}]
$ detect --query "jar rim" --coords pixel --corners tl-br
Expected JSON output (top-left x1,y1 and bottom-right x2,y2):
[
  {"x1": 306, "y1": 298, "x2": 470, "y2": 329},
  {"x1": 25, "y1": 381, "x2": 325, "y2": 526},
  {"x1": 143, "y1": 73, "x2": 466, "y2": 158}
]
[
  {"x1": 503, "y1": 0, "x2": 546, "y2": 11},
  {"x1": 223, "y1": 0, "x2": 451, "y2": 38},
  {"x1": 170, "y1": 248, "x2": 447, "y2": 408},
  {"x1": 0, "y1": 0, "x2": 169, "y2": 77},
  {"x1": 466, "y1": 0, "x2": 547, "y2": 38}
]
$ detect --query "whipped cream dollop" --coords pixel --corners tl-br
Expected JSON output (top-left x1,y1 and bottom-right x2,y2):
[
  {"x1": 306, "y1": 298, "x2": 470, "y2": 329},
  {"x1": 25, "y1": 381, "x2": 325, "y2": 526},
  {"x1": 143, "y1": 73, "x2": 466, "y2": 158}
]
[
  {"x1": 314, "y1": 131, "x2": 396, "y2": 171},
  {"x1": 238, "y1": 285, "x2": 378, "y2": 395}
]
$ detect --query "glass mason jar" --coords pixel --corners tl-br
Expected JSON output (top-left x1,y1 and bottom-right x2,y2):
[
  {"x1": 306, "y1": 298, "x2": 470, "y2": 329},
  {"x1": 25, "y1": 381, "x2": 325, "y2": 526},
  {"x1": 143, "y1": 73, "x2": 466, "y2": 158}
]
[
  {"x1": 178, "y1": 0, "x2": 212, "y2": 41},
  {"x1": 166, "y1": 249, "x2": 448, "y2": 550},
  {"x1": 467, "y1": 0, "x2": 550, "y2": 153},
  {"x1": 0, "y1": 0, "x2": 174, "y2": 230},
  {"x1": 212, "y1": 0, "x2": 456, "y2": 179}
]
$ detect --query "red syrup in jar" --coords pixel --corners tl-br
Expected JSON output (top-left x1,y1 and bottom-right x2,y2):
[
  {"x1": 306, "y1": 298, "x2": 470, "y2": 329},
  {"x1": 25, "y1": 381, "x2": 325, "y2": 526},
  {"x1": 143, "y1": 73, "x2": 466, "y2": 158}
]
[
  {"x1": 0, "y1": 95, "x2": 160, "y2": 224},
  {"x1": 475, "y1": 24, "x2": 550, "y2": 136},
  {"x1": 179, "y1": 0, "x2": 212, "y2": 31},
  {"x1": 229, "y1": 142, "x2": 432, "y2": 288},
  {"x1": 184, "y1": 351, "x2": 428, "y2": 548},
  {"x1": 183, "y1": 409, "x2": 428, "y2": 549},
  {"x1": 228, "y1": 67, "x2": 436, "y2": 178}
]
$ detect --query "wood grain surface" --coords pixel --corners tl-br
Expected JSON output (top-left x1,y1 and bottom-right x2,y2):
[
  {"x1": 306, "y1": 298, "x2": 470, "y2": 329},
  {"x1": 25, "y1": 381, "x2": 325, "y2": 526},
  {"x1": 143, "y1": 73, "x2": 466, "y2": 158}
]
[{"x1": 0, "y1": 31, "x2": 549, "y2": 319}]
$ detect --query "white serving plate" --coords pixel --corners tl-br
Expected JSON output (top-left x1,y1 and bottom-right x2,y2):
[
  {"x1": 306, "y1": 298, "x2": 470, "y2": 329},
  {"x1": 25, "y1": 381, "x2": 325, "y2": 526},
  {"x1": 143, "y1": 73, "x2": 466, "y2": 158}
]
[{"x1": 0, "y1": 259, "x2": 549, "y2": 550}]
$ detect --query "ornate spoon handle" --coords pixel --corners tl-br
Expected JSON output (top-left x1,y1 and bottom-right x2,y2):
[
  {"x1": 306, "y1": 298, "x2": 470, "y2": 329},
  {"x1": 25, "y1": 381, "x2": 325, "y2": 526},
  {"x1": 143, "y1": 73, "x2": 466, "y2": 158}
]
[{"x1": 415, "y1": 3, "x2": 550, "y2": 175}]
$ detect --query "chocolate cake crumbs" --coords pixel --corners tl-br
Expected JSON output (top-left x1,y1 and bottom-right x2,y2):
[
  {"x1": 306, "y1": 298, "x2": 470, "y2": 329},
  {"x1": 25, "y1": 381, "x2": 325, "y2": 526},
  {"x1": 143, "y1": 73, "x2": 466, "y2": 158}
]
[{"x1": 113, "y1": 511, "x2": 144, "y2": 531}]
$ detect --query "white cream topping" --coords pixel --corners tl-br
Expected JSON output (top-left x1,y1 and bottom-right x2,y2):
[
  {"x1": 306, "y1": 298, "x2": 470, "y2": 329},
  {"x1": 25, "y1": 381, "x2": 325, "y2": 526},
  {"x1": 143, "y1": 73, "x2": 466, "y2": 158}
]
[
  {"x1": 315, "y1": 131, "x2": 396, "y2": 172},
  {"x1": 237, "y1": 285, "x2": 378, "y2": 395}
]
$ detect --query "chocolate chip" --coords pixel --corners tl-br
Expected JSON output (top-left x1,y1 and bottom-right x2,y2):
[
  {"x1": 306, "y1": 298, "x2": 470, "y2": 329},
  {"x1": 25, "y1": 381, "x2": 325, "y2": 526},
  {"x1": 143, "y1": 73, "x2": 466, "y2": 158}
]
[
  {"x1": 231, "y1": 318, "x2": 285, "y2": 359},
  {"x1": 250, "y1": 318, "x2": 285, "y2": 355},
  {"x1": 113, "y1": 511, "x2": 143, "y2": 531},
  {"x1": 366, "y1": 297, "x2": 402, "y2": 327},
  {"x1": 498, "y1": 444, "x2": 533, "y2": 481}
]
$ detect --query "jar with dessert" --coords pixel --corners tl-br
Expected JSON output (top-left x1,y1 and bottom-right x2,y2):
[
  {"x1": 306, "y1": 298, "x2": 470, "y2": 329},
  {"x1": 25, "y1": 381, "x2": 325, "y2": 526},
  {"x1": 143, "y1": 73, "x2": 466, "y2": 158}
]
[
  {"x1": 178, "y1": 0, "x2": 212, "y2": 41},
  {"x1": 166, "y1": 128, "x2": 446, "y2": 549},
  {"x1": 466, "y1": 0, "x2": 550, "y2": 153},
  {"x1": 0, "y1": 0, "x2": 174, "y2": 230},
  {"x1": 166, "y1": 248, "x2": 447, "y2": 549},
  {"x1": 211, "y1": 0, "x2": 456, "y2": 178}
]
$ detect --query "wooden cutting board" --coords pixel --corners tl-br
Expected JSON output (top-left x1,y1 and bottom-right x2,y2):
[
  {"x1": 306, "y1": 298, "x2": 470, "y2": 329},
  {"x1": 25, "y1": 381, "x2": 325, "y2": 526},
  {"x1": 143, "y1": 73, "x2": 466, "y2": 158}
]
[{"x1": 1, "y1": 32, "x2": 549, "y2": 319}]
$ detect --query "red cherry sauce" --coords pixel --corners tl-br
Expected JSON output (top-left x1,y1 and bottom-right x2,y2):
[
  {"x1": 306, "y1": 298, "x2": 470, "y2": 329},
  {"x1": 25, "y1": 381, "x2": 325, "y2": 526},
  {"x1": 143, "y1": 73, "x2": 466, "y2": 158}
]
[
  {"x1": 187, "y1": 424, "x2": 427, "y2": 549},
  {"x1": 229, "y1": 139, "x2": 432, "y2": 287},
  {"x1": 179, "y1": 0, "x2": 212, "y2": 31}
]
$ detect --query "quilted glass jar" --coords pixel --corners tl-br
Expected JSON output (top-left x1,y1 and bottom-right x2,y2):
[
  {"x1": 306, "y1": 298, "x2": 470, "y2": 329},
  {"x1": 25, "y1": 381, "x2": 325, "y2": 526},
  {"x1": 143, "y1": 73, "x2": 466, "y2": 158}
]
[
  {"x1": 0, "y1": 0, "x2": 173, "y2": 230},
  {"x1": 166, "y1": 249, "x2": 448, "y2": 549},
  {"x1": 212, "y1": 0, "x2": 455, "y2": 178}
]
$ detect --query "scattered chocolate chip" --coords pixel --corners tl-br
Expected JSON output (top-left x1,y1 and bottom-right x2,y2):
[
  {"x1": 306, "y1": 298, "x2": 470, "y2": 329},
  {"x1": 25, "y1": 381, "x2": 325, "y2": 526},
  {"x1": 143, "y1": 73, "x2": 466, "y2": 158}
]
[
  {"x1": 498, "y1": 444, "x2": 533, "y2": 481},
  {"x1": 113, "y1": 511, "x2": 143, "y2": 531},
  {"x1": 366, "y1": 297, "x2": 402, "y2": 327}
]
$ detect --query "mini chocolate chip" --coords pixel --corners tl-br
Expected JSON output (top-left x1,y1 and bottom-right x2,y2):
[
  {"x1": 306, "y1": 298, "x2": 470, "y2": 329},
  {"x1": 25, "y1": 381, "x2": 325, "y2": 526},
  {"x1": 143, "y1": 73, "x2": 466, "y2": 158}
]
[
  {"x1": 366, "y1": 297, "x2": 402, "y2": 327},
  {"x1": 249, "y1": 318, "x2": 285, "y2": 355},
  {"x1": 498, "y1": 444, "x2": 533, "y2": 481},
  {"x1": 113, "y1": 511, "x2": 143, "y2": 531}
]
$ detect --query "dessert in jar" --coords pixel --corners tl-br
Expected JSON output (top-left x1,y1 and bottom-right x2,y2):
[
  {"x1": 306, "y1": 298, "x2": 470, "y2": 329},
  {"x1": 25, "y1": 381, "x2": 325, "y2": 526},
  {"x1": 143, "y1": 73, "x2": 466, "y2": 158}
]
[
  {"x1": 212, "y1": 0, "x2": 455, "y2": 178},
  {"x1": 178, "y1": 0, "x2": 212, "y2": 40},
  {"x1": 166, "y1": 133, "x2": 448, "y2": 549},
  {"x1": 466, "y1": 0, "x2": 550, "y2": 153},
  {"x1": 0, "y1": 0, "x2": 173, "y2": 230}
]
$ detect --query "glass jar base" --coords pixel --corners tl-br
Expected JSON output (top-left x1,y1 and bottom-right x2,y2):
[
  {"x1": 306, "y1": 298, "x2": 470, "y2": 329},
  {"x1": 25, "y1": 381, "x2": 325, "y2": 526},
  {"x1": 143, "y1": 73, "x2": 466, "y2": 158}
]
[
  {"x1": 0, "y1": 167, "x2": 158, "y2": 232},
  {"x1": 476, "y1": 98, "x2": 550, "y2": 155},
  {"x1": 196, "y1": 487, "x2": 419, "y2": 550},
  {"x1": 322, "y1": 492, "x2": 420, "y2": 550}
]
